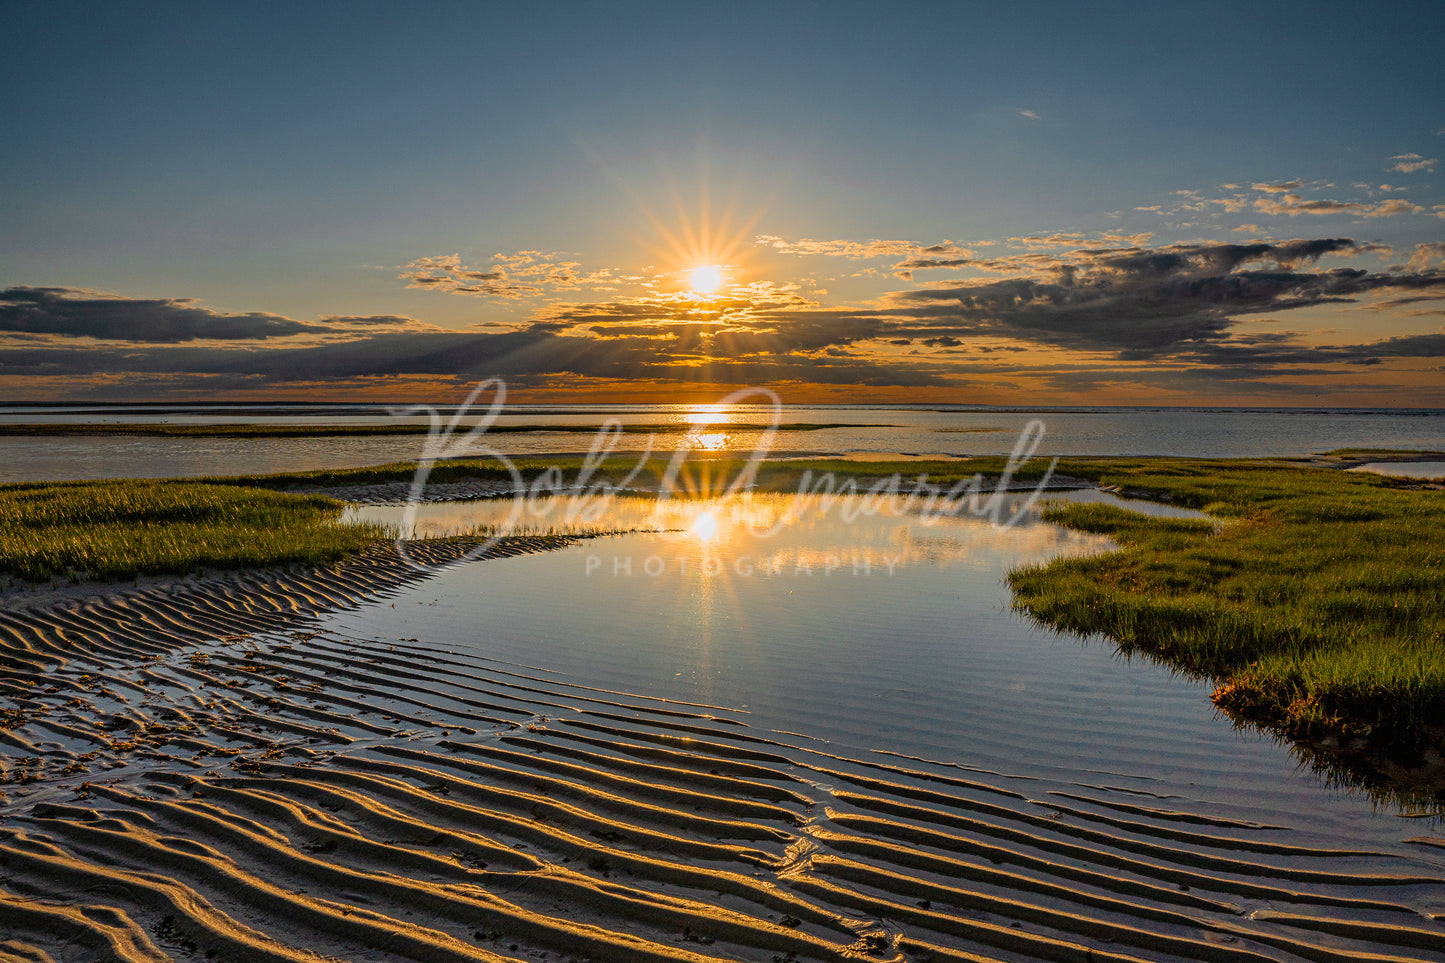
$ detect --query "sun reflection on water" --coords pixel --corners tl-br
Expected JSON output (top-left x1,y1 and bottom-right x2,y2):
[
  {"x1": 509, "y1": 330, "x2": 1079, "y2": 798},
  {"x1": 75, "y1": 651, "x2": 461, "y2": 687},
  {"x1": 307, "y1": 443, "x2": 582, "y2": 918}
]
[
  {"x1": 345, "y1": 491, "x2": 1122, "y2": 575},
  {"x1": 690, "y1": 510, "x2": 720, "y2": 540},
  {"x1": 686, "y1": 431, "x2": 729, "y2": 451},
  {"x1": 686, "y1": 404, "x2": 730, "y2": 426}
]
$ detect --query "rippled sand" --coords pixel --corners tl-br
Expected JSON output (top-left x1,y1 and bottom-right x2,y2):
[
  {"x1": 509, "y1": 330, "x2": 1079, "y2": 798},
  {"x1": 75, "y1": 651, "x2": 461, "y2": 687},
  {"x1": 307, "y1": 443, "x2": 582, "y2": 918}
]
[{"x1": 2, "y1": 541, "x2": 1444, "y2": 962}]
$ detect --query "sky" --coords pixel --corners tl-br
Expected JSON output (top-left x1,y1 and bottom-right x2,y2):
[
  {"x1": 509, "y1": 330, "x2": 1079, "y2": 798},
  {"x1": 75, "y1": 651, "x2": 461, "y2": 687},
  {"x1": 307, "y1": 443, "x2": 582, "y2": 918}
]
[{"x1": 2, "y1": 0, "x2": 1444, "y2": 406}]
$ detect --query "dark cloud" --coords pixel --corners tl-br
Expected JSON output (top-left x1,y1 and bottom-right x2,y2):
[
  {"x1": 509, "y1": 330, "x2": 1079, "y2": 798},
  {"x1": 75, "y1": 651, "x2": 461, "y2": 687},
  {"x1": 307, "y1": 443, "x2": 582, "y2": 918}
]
[
  {"x1": 1089, "y1": 238, "x2": 1364, "y2": 273},
  {"x1": 317, "y1": 315, "x2": 431, "y2": 328},
  {"x1": 0, "y1": 287, "x2": 428, "y2": 343},
  {"x1": 1126, "y1": 331, "x2": 1445, "y2": 369},
  {"x1": 0, "y1": 325, "x2": 953, "y2": 391},
  {"x1": 4, "y1": 237, "x2": 1443, "y2": 398},
  {"x1": 893, "y1": 257, "x2": 973, "y2": 280},
  {"x1": 887, "y1": 239, "x2": 1445, "y2": 355},
  {"x1": 0, "y1": 287, "x2": 318, "y2": 342}
]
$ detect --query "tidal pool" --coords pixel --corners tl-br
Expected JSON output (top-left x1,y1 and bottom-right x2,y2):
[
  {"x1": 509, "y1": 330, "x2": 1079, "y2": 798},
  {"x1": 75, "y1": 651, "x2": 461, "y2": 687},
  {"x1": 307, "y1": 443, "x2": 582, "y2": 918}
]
[{"x1": 330, "y1": 489, "x2": 1442, "y2": 855}]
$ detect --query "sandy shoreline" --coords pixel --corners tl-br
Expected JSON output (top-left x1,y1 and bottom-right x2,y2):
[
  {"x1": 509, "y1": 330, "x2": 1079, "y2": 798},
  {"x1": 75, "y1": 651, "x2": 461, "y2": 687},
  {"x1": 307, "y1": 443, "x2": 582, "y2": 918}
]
[{"x1": 3, "y1": 523, "x2": 1445, "y2": 961}]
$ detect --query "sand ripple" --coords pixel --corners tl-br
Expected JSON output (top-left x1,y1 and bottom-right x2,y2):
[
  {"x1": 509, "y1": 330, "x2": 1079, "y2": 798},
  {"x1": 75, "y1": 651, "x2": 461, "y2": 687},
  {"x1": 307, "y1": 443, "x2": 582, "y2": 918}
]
[{"x1": 2, "y1": 543, "x2": 1444, "y2": 961}]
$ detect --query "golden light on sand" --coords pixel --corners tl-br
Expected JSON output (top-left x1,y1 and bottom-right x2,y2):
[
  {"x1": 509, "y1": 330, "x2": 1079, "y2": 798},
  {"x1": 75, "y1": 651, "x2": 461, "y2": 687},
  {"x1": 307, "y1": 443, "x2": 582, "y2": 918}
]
[
  {"x1": 690, "y1": 509, "x2": 720, "y2": 540},
  {"x1": 688, "y1": 264, "x2": 724, "y2": 295}
]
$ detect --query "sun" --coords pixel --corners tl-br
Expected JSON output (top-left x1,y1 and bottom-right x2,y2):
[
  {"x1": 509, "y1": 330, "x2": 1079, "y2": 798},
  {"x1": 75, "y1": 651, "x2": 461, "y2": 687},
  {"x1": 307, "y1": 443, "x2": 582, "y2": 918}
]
[{"x1": 688, "y1": 265, "x2": 725, "y2": 295}]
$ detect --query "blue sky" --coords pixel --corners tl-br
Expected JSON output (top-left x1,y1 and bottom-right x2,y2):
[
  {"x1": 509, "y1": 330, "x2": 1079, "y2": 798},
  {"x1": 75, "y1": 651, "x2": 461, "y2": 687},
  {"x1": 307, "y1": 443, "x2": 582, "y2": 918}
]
[{"x1": 2, "y1": 1, "x2": 1443, "y2": 403}]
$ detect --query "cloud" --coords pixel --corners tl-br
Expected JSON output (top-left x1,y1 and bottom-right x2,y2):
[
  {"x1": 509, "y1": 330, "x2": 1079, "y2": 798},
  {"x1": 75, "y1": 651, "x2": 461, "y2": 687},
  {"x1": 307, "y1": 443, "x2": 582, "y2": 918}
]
[
  {"x1": 1407, "y1": 242, "x2": 1445, "y2": 272},
  {"x1": 1018, "y1": 109, "x2": 1040, "y2": 121},
  {"x1": 1252, "y1": 193, "x2": 1424, "y2": 218},
  {"x1": 316, "y1": 315, "x2": 433, "y2": 329},
  {"x1": 1205, "y1": 195, "x2": 1252, "y2": 213},
  {"x1": 0, "y1": 287, "x2": 427, "y2": 342},
  {"x1": 1363, "y1": 198, "x2": 1426, "y2": 217},
  {"x1": 400, "y1": 252, "x2": 616, "y2": 299},
  {"x1": 1007, "y1": 232, "x2": 1154, "y2": 249},
  {"x1": 757, "y1": 236, "x2": 981, "y2": 281},
  {"x1": 760, "y1": 231, "x2": 1158, "y2": 268},
  {"x1": 1253, "y1": 194, "x2": 1366, "y2": 216},
  {"x1": 885, "y1": 239, "x2": 1445, "y2": 356},
  {"x1": 1389, "y1": 153, "x2": 1438, "y2": 173},
  {"x1": 754, "y1": 235, "x2": 929, "y2": 259},
  {"x1": 1142, "y1": 178, "x2": 1432, "y2": 221},
  {"x1": 1158, "y1": 331, "x2": 1445, "y2": 370},
  {"x1": 893, "y1": 257, "x2": 973, "y2": 273},
  {"x1": 7, "y1": 237, "x2": 1444, "y2": 401},
  {"x1": 2, "y1": 326, "x2": 955, "y2": 391}
]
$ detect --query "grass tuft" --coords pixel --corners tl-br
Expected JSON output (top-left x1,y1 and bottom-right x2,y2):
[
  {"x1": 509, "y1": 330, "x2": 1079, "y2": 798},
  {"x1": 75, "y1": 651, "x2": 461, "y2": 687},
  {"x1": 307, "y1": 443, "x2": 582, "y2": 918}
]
[
  {"x1": 1008, "y1": 460, "x2": 1445, "y2": 749},
  {"x1": 0, "y1": 479, "x2": 386, "y2": 583}
]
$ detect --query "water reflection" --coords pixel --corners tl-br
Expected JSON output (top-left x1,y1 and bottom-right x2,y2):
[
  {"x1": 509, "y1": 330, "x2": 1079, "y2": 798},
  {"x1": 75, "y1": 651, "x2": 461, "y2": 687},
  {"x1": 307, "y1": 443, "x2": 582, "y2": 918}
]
[
  {"x1": 1347, "y1": 461, "x2": 1445, "y2": 479},
  {"x1": 685, "y1": 430, "x2": 730, "y2": 451},
  {"x1": 343, "y1": 491, "x2": 1119, "y2": 577},
  {"x1": 340, "y1": 488, "x2": 1443, "y2": 815},
  {"x1": 689, "y1": 509, "x2": 720, "y2": 540},
  {"x1": 685, "y1": 404, "x2": 731, "y2": 426}
]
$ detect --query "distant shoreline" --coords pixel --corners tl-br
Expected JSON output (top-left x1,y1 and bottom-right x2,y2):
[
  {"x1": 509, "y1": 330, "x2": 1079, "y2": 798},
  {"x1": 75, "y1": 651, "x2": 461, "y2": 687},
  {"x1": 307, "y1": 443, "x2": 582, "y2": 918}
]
[{"x1": 0, "y1": 422, "x2": 883, "y2": 438}]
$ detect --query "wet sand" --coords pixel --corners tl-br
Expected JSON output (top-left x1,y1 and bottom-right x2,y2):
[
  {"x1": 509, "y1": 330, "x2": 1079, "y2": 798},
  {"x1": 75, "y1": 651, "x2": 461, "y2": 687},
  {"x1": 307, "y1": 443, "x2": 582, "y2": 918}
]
[{"x1": 3, "y1": 533, "x2": 1444, "y2": 961}]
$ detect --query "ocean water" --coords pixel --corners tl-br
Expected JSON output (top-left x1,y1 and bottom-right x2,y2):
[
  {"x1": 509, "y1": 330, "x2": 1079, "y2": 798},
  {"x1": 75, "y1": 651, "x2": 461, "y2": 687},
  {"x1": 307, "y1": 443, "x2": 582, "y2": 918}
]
[{"x1": 0, "y1": 403, "x2": 1442, "y2": 481}]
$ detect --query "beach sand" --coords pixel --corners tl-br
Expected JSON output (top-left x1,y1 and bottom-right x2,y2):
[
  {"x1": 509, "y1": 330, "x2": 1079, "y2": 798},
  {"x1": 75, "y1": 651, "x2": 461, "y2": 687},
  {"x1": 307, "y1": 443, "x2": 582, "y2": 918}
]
[{"x1": 2, "y1": 532, "x2": 1445, "y2": 961}]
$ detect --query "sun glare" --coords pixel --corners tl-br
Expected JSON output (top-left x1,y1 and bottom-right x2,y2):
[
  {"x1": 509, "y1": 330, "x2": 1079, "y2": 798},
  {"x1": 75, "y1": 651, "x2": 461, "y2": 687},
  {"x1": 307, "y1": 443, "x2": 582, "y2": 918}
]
[
  {"x1": 687, "y1": 404, "x2": 728, "y2": 425},
  {"x1": 688, "y1": 265, "x2": 724, "y2": 295},
  {"x1": 692, "y1": 431, "x2": 728, "y2": 451},
  {"x1": 691, "y1": 510, "x2": 720, "y2": 540}
]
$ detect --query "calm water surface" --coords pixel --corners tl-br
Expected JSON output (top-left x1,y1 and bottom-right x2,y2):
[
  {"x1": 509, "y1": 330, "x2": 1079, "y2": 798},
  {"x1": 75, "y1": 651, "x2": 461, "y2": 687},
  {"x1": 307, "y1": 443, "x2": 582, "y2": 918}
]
[
  {"x1": 1351, "y1": 461, "x2": 1445, "y2": 479},
  {"x1": 2, "y1": 403, "x2": 1443, "y2": 481},
  {"x1": 328, "y1": 491, "x2": 1428, "y2": 851}
]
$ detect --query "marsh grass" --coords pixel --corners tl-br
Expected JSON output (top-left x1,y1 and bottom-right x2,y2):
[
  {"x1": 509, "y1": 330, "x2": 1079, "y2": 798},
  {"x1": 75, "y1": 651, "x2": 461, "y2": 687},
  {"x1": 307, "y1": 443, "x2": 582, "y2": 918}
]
[
  {"x1": 1008, "y1": 459, "x2": 1445, "y2": 747},
  {"x1": 0, "y1": 479, "x2": 386, "y2": 583},
  {"x1": 200, "y1": 453, "x2": 1049, "y2": 492}
]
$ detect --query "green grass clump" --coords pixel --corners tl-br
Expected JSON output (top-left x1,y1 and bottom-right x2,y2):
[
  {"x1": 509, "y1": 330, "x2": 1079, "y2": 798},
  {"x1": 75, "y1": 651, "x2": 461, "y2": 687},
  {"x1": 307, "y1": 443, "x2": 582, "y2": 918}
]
[
  {"x1": 1008, "y1": 460, "x2": 1445, "y2": 744},
  {"x1": 0, "y1": 479, "x2": 386, "y2": 583}
]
